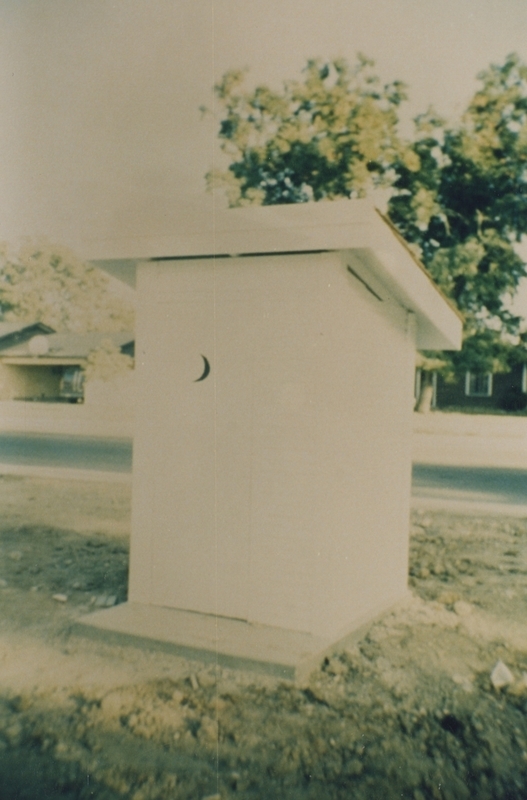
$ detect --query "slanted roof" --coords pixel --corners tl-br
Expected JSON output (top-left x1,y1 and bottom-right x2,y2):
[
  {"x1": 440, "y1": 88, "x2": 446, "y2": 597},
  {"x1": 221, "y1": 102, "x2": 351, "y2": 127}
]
[
  {"x1": 83, "y1": 199, "x2": 462, "y2": 350},
  {"x1": 0, "y1": 323, "x2": 36, "y2": 338},
  {"x1": 0, "y1": 322, "x2": 55, "y2": 347},
  {"x1": 0, "y1": 331, "x2": 134, "y2": 364}
]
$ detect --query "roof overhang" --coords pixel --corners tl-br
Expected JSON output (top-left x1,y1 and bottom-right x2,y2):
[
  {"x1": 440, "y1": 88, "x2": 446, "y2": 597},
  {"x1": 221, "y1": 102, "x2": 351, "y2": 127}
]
[{"x1": 86, "y1": 199, "x2": 462, "y2": 350}]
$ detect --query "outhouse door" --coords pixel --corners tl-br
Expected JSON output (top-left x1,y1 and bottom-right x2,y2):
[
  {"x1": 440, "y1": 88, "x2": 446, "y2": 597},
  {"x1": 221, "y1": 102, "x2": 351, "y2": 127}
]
[{"x1": 132, "y1": 259, "x2": 253, "y2": 620}]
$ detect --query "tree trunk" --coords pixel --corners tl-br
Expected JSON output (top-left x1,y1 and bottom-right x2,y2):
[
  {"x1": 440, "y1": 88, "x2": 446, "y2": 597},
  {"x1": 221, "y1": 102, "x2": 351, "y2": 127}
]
[{"x1": 416, "y1": 372, "x2": 434, "y2": 414}]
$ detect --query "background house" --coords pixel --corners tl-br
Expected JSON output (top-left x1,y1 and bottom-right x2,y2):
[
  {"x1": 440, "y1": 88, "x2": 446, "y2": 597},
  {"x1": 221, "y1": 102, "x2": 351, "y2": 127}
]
[
  {"x1": 415, "y1": 361, "x2": 527, "y2": 412},
  {"x1": 0, "y1": 322, "x2": 54, "y2": 349},
  {"x1": 0, "y1": 330, "x2": 134, "y2": 403}
]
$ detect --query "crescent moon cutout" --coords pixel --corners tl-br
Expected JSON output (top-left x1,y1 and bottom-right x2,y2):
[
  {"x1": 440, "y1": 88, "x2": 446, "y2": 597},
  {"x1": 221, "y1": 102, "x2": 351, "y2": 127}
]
[{"x1": 194, "y1": 355, "x2": 211, "y2": 382}]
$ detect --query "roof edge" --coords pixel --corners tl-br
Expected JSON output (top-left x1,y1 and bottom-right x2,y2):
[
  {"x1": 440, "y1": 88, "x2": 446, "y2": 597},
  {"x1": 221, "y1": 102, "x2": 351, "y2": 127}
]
[{"x1": 375, "y1": 209, "x2": 464, "y2": 325}]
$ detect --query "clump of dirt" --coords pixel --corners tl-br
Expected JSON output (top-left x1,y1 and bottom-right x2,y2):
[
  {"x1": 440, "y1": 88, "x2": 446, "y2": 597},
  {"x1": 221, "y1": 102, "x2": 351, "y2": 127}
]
[
  {"x1": 410, "y1": 512, "x2": 527, "y2": 624},
  {"x1": 0, "y1": 523, "x2": 128, "y2": 609},
  {"x1": 0, "y1": 478, "x2": 527, "y2": 799}
]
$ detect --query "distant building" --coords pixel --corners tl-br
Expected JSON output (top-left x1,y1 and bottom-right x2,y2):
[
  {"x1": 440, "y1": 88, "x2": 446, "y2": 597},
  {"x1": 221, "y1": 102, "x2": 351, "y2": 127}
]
[
  {"x1": 0, "y1": 328, "x2": 134, "y2": 402},
  {"x1": 0, "y1": 321, "x2": 54, "y2": 348},
  {"x1": 415, "y1": 362, "x2": 527, "y2": 412}
]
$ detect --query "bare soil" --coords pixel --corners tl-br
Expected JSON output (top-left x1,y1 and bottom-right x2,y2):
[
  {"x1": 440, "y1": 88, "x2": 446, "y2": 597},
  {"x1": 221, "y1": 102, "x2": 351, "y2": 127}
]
[{"x1": 0, "y1": 475, "x2": 526, "y2": 799}]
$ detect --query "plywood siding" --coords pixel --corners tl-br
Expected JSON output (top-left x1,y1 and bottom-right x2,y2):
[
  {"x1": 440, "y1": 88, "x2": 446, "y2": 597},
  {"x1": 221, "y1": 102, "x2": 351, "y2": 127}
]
[{"x1": 129, "y1": 252, "x2": 415, "y2": 638}]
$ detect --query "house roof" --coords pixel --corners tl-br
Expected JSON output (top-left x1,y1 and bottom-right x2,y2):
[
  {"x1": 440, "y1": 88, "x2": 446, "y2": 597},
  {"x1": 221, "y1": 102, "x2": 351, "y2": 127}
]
[
  {"x1": 81, "y1": 198, "x2": 462, "y2": 350},
  {"x1": 0, "y1": 331, "x2": 134, "y2": 363},
  {"x1": 0, "y1": 323, "x2": 38, "y2": 338},
  {"x1": 0, "y1": 321, "x2": 55, "y2": 341}
]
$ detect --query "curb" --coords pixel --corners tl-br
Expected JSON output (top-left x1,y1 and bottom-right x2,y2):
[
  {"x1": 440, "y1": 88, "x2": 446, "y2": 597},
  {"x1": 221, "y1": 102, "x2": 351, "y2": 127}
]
[
  {"x1": 0, "y1": 463, "x2": 132, "y2": 483},
  {"x1": 411, "y1": 496, "x2": 527, "y2": 518}
]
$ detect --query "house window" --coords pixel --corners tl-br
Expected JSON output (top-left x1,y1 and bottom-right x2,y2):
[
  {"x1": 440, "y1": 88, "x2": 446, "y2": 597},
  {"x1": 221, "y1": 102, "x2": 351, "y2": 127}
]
[{"x1": 465, "y1": 371, "x2": 493, "y2": 397}]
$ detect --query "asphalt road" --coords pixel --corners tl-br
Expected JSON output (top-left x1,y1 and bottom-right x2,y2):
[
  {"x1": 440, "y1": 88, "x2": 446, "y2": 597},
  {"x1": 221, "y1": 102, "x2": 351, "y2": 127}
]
[
  {"x1": 412, "y1": 463, "x2": 527, "y2": 508},
  {"x1": 0, "y1": 431, "x2": 133, "y2": 473},
  {"x1": 0, "y1": 432, "x2": 526, "y2": 508}
]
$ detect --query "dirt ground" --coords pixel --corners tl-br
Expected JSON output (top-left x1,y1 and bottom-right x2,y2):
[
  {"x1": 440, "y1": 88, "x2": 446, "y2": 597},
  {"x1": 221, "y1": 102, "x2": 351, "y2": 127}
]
[{"x1": 0, "y1": 475, "x2": 526, "y2": 799}]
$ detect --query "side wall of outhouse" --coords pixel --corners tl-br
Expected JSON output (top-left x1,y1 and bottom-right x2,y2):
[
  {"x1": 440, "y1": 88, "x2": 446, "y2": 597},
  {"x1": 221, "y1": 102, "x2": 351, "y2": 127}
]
[{"x1": 129, "y1": 249, "x2": 416, "y2": 640}]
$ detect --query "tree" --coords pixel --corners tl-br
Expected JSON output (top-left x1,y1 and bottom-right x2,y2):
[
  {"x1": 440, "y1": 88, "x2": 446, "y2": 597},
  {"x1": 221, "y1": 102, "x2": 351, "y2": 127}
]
[
  {"x1": 207, "y1": 57, "x2": 416, "y2": 206},
  {"x1": 208, "y1": 54, "x2": 527, "y2": 412},
  {"x1": 388, "y1": 54, "x2": 527, "y2": 408},
  {"x1": 0, "y1": 239, "x2": 135, "y2": 333},
  {"x1": 84, "y1": 339, "x2": 134, "y2": 382}
]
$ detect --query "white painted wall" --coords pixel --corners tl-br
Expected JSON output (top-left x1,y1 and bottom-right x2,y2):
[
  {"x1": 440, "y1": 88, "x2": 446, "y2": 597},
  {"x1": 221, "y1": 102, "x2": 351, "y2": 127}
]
[{"x1": 130, "y1": 251, "x2": 415, "y2": 639}]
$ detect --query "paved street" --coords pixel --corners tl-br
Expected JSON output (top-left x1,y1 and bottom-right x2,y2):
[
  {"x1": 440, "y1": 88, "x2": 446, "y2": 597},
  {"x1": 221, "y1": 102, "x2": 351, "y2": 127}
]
[
  {"x1": 0, "y1": 432, "x2": 526, "y2": 511},
  {"x1": 412, "y1": 463, "x2": 527, "y2": 508},
  {"x1": 0, "y1": 431, "x2": 133, "y2": 473}
]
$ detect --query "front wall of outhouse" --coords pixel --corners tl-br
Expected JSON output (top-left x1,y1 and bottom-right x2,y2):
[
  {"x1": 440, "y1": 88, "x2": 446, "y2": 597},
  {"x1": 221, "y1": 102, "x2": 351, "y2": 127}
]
[{"x1": 129, "y1": 251, "x2": 415, "y2": 639}]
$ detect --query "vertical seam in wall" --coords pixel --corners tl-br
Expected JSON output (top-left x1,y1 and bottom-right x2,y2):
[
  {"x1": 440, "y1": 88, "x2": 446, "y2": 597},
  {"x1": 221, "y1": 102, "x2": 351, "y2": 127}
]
[
  {"x1": 211, "y1": 10, "x2": 221, "y2": 786},
  {"x1": 247, "y1": 261, "x2": 256, "y2": 625},
  {"x1": 211, "y1": 0, "x2": 219, "y2": 669},
  {"x1": 213, "y1": 263, "x2": 218, "y2": 623}
]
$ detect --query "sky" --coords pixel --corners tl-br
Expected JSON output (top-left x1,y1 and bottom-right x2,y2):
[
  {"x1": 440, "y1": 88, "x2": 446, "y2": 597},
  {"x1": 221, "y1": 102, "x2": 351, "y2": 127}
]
[{"x1": 1, "y1": 0, "x2": 527, "y2": 294}]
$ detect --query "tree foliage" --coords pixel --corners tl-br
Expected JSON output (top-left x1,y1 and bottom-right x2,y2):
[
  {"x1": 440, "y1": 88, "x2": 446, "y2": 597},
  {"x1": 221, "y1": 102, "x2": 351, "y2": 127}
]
[
  {"x1": 84, "y1": 339, "x2": 134, "y2": 382},
  {"x1": 0, "y1": 240, "x2": 135, "y2": 333},
  {"x1": 389, "y1": 54, "x2": 527, "y2": 369},
  {"x1": 208, "y1": 54, "x2": 527, "y2": 387},
  {"x1": 208, "y1": 57, "x2": 415, "y2": 206}
]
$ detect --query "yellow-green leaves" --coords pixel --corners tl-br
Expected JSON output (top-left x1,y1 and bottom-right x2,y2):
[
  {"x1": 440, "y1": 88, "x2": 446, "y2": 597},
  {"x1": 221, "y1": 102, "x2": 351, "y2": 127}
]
[
  {"x1": 208, "y1": 53, "x2": 527, "y2": 381},
  {"x1": 207, "y1": 57, "x2": 408, "y2": 206},
  {"x1": 0, "y1": 240, "x2": 135, "y2": 332},
  {"x1": 85, "y1": 339, "x2": 134, "y2": 382}
]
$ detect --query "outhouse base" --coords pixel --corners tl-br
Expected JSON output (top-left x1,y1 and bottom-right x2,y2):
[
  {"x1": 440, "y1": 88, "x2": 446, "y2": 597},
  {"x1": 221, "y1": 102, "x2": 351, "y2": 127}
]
[{"x1": 74, "y1": 595, "x2": 409, "y2": 681}]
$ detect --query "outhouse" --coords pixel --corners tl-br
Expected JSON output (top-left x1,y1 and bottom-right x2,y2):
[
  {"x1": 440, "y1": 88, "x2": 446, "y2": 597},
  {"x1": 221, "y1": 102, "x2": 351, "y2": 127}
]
[{"x1": 79, "y1": 199, "x2": 462, "y2": 678}]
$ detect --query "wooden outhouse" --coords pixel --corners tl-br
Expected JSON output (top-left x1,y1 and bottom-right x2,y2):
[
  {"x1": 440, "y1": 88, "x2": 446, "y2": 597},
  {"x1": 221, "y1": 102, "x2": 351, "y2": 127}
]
[{"x1": 80, "y1": 199, "x2": 462, "y2": 678}]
